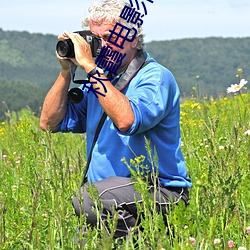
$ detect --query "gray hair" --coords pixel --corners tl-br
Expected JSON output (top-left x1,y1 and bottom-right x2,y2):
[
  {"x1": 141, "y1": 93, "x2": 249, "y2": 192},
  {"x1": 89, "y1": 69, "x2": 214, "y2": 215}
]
[{"x1": 82, "y1": 0, "x2": 145, "y2": 49}]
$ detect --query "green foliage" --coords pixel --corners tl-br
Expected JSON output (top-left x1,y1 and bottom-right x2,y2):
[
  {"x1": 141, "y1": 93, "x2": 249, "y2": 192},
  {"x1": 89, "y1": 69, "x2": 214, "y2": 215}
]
[
  {"x1": 0, "y1": 29, "x2": 60, "y2": 92},
  {"x1": 0, "y1": 79, "x2": 46, "y2": 121},
  {"x1": 0, "y1": 29, "x2": 61, "y2": 121},
  {"x1": 146, "y1": 37, "x2": 250, "y2": 98},
  {"x1": 0, "y1": 109, "x2": 85, "y2": 249},
  {"x1": 0, "y1": 93, "x2": 249, "y2": 249},
  {"x1": 1, "y1": 29, "x2": 250, "y2": 119}
]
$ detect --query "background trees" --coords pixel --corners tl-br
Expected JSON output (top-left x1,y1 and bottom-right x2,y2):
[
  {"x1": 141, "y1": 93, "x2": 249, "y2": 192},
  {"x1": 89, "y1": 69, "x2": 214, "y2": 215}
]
[{"x1": 0, "y1": 28, "x2": 249, "y2": 120}]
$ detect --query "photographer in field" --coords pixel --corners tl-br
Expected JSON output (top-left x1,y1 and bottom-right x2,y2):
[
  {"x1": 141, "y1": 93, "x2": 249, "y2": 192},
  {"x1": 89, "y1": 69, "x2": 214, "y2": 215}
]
[{"x1": 40, "y1": 0, "x2": 192, "y2": 243}]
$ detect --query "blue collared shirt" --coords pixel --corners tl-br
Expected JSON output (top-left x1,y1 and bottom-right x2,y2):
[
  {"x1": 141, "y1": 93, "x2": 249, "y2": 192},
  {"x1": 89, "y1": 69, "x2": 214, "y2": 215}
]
[{"x1": 57, "y1": 53, "x2": 192, "y2": 188}]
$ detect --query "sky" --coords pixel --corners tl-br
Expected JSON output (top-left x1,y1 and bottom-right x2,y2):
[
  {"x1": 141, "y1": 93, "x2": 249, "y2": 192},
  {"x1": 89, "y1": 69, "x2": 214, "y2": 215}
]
[{"x1": 0, "y1": 0, "x2": 250, "y2": 42}]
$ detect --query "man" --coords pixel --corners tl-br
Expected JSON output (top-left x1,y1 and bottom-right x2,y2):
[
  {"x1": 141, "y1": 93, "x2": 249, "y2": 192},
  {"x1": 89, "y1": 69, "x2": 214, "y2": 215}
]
[{"x1": 40, "y1": 0, "x2": 192, "y2": 242}]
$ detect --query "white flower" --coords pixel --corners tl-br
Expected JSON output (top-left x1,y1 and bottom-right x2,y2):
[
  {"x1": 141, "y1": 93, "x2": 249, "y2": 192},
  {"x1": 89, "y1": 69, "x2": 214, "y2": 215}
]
[
  {"x1": 238, "y1": 247, "x2": 246, "y2": 250},
  {"x1": 214, "y1": 238, "x2": 221, "y2": 244},
  {"x1": 20, "y1": 207, "x2": 25, "y2": 214},
  {"x1": 218, "y1": 145, "x2": 224, "y2": 150},
  {"x1": 227, "y1": 79, "x2": 248, "y2": 93},
  {"x1": 244, "y1": 130, "x2": 250, "y2": 136}
]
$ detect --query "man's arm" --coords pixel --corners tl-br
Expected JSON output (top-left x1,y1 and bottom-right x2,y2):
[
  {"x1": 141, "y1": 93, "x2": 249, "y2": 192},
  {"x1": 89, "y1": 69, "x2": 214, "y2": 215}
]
[
  {"x1": 63, "y1": 31, "x2": 135, "y2": 132},
  {"x1": 40, "y1": 68, "x2": 71, "y2": 132},
  {"x1": 88, "y1": 73, "x2": 135, "y2": 132}
]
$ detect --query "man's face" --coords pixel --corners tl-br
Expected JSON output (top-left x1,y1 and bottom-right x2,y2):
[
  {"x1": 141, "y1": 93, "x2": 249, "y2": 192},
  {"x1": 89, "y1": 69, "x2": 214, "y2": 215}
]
[{"x1": 89, "y1": 19, "x2": 138, "y2": 72}]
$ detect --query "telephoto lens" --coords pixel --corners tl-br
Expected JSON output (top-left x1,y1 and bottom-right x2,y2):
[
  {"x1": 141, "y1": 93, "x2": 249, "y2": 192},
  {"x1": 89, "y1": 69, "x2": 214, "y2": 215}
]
[{"x1": 56, "y1": 39, "x2": 75, "y2": 58}]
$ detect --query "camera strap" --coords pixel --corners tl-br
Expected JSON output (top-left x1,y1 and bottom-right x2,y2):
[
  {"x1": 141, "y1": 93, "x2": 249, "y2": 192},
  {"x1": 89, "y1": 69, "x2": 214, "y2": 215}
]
[{"x1": 81, "y1": 50, "x2": 150, "y2": 186}]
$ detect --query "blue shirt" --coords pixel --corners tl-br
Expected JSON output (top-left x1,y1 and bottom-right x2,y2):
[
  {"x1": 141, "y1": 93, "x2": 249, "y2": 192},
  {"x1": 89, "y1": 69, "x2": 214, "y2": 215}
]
[{"x1": 57, "y1": 53, "x2": 192, "y2": 188}]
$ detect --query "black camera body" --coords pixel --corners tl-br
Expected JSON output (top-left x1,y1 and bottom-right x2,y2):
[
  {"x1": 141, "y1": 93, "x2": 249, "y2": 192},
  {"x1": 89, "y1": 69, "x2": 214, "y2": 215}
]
[{"x1": 56, "y1": 30, "x2": 102, "y2": 58}]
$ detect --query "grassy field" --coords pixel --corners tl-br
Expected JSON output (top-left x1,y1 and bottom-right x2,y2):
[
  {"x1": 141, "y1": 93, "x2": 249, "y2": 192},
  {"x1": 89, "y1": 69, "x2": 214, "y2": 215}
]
[{"x1": 0, "y1": 91, "x2": 249, "y2": 249}]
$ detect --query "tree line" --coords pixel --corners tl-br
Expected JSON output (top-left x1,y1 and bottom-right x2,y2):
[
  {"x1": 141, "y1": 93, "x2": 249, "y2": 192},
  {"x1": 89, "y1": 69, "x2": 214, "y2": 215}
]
[{"x1": 0, "y1": 28, "x2": 249, "y2": 120}]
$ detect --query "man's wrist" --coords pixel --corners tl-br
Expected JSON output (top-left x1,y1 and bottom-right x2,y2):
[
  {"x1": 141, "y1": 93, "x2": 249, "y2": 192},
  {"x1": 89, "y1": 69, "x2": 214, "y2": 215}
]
[
  {"x1": 61, "y1": 68, "x2": 71, "y2": 78},
  {"x1": 84, "y1": 63, "x2": 97, "y2": 74},
  {"x1": 88, "y1": 67, "x2": 104, "y2": 77}
]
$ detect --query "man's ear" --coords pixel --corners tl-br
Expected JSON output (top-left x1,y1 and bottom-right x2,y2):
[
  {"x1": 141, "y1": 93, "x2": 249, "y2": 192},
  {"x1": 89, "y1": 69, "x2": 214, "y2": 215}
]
[{"x1": 131, "y1": 36, "x2": 138, "y2": 49}]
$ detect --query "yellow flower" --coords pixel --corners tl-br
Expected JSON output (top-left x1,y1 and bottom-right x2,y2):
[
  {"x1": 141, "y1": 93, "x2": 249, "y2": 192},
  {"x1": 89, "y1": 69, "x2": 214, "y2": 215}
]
[
  {"x1": 135, "y1": 157, "x2": 141, "y2": 164},
  {"x1": 237, "y1": 67, "x2": 243, "y2": 73},
  {"x1": 180, "y1": 111, "x2": 187, "y2": 117},
  {"x1": 130, "y1": 159, "x2": 135, "y2": 165},
  {"x1": 191, "y1": 103, "x2": 201, "y2": 109}
]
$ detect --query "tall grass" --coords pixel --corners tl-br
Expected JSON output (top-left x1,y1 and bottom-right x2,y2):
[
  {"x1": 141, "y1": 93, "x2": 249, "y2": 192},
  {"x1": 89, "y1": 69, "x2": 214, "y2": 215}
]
[{"x1": 0, "y1": 93, "x2": 249, "y2": 249}]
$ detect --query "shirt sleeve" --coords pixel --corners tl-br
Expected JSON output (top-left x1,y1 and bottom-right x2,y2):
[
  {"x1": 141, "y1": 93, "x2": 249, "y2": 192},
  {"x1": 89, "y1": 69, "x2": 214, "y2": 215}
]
[{"x1": 119, "y1": 63, "x2": 180, "y2": 135}]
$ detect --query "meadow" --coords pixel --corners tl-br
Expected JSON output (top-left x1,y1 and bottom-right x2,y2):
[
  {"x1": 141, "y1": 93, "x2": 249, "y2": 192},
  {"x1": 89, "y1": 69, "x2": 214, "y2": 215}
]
[{"x1": 0, "y1": 90, "x2": 249, "y2": 249}]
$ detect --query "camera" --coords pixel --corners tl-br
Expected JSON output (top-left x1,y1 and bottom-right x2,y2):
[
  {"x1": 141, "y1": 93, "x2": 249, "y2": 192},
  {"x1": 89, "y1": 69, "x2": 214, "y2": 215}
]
[{"x1": 56, "y1": 30, "x2": 102, "y2": 58}]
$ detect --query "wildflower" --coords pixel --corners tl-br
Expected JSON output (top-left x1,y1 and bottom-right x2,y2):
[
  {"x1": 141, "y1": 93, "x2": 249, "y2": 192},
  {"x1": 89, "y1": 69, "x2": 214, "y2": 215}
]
[
  {"x1": 20, "y1": 207, "x2": 25, "y2": 214},
  {"x1": 214, "y1": 238, "x2": 221, "y2": 244},
  {"x1": 244, "y1": 130, "x2": 250, "y2": 136},
  {"x1": 42, "y1": 213, "x2": 48, "y2": 221},
  {"x1": 196, "y1": 180, "x2": 202, "y2": 185},
  {"x1": 191, "y1": 103, "x2": 201, "y2": 109},
  {"x1": 218, "y1": 145, "x2": 224, "y2": 150},
  {"x1": 237, "y1": 67, "x2": 243, "y2": 73},
  {"x1": 227, "y1": 79, "x2": 248, "y2": 93},
  {"x1": 228, "y1": 240, "x2": 235, "y2": 248},
  {"x1": 238, "y1": 247, "x2": 246, "y2": 250},
  {"x1": 135, "y1": 157, "x2": 141, "y2": 164},
  {"x1": 246, "y1": 226, "x2": 250, "y2": 235},
  {"x1": 12, "y1": 185, "x2": 17, "y2": 192},
  {"x1": 121, "y1": 157, "x2": 126, "y2": 163},
  {"x1": 189, "y1": 237, "x2": 196, "y2": 246},
  {"x1": 130, "y1": 159, "x2": 135, "y2": 165}
]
